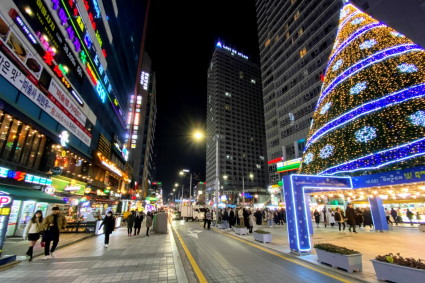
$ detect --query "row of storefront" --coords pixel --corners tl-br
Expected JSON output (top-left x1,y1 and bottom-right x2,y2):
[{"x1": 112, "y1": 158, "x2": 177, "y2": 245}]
[{"x1": 0, "y1": 109, "x2": 133, "y2": 236}]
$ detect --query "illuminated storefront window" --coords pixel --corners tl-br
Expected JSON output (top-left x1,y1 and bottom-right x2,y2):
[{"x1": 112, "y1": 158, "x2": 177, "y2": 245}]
[{"x1": 0, "y1": 110, "x2": 46, "y2": 170}]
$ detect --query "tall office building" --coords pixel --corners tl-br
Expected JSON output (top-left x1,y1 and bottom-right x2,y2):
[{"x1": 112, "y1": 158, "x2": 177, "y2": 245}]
[
  {"x1": 255, "y1": 0, "x2": 343, "y2": 185},
  {"x1": 206, "y1": 42, "x2": 267, "y2": 204},
  {"x1": 255, "y1": 0, "x2": 425, "y2": 185}
]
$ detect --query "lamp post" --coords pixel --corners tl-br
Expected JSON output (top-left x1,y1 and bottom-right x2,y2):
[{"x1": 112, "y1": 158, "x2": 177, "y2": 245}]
[
  {"x1": 242, "y1": 172, "x2": 254, "y2": 205},
  {"x1": 180, "y1": 169, "x2": 193, "y2": 203},
  {"x1": 192, "y1": 130, "x2": 220, "y2": 217}
]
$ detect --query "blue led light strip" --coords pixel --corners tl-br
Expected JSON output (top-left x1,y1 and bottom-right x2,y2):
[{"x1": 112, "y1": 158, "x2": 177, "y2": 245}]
[
  {"x1": 319, "y1": 137, "x2": 425, "y2": 175},
  {"x1": 326, "y1": 23, "x2": 384, "y2": 71},
  {"x1": 306, "y1": 83, "x2": 425, "y2": 149},
  {"x1": 317, "y1": 44, "x2": 422, "y2": 106}
]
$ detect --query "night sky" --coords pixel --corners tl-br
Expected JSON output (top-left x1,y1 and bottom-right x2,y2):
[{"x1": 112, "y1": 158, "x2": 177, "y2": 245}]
[{"x1": 145, "y1": 0, "x2": 260, "y2": 195}]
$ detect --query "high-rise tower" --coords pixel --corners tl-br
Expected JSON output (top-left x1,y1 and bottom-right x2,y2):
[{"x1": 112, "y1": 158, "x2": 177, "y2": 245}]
[{"x1": 206, "y1": 42, "x2": 267, "y2": 204}]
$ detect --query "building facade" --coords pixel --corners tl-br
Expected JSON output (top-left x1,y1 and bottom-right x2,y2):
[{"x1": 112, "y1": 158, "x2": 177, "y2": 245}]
[
  {"x1": 0, "y1": 0, "x2": 149, "y2": 236},
  {"x1": 206, "y1": 42, "x2": 267, "y2": 205}
]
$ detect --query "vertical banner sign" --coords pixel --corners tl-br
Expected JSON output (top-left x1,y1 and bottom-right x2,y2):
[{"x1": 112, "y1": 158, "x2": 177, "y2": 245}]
[{"x1": 0, "y1": 194, "x2": 13, "y2": 257}]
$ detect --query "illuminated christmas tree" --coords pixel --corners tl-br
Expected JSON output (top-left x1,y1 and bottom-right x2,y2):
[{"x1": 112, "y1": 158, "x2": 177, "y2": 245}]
[{"x1": 300, "y1": 3, "x2": 425, "y2": 175}]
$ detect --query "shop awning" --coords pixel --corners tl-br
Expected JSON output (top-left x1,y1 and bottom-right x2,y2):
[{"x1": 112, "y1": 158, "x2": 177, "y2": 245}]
[{"x1": 0, "y1": 186, "x2": 66, "y2": 203}]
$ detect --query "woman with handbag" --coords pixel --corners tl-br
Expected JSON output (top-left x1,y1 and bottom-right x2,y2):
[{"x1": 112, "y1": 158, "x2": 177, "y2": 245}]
[{"x1": 23, "y1": 210, "x2": 44, "y2": 261}]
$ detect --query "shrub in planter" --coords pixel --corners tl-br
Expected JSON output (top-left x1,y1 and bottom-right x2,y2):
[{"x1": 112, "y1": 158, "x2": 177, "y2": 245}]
[
  {"x1": 314, "y1": 243, "x2": 362, "y2": 273},
  {"x1": 372, "y1": 253, "x2": 425, "y2": 283},
  {"x1": 419, "y1": 224, "x2": 425, "y2": 232},
  {"x1": 253, "y1": 230, "x2": 272, "y2": 243}
]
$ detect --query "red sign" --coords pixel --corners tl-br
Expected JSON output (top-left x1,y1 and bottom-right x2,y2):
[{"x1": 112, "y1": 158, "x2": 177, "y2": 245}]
[{"x1": 268, "y1": 157, "x2": 284, "y2": 164}]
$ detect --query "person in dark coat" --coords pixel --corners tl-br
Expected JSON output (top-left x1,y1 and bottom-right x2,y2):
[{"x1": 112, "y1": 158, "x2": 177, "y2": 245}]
[
  {"x1": 363, "y1": 208, "x2": 373, "y2": 228},
  {"x1": 99, "y1": 211, "x2": 115, "y2": 247},
  {"x1": 313, "y1": 209, "x2": 320, "y2": 228},
  {"x1": 243, "y1": 208, "x2": 249, "y2": 229},
  {"x1": 133, "y1": 212, "x2": 143, "y2": 236},
  {"x1": 222, "y1": 208, "x2": 229, "y2": 229},
  {"x1": 345, "y1": 204, "x2": 357, "y2": 233},
  {"x1": 254, "y1": 209, "x2": 262, "y2": 225},
  {"x1": 228, "y1": 208, "x2": 235, "y2": 228},
  {"x1": 355, "y1": 208, "x2": 364, "y2": 228},
  {"x1": 127, "y1": 211, "x2": 135, "y2": 236}
]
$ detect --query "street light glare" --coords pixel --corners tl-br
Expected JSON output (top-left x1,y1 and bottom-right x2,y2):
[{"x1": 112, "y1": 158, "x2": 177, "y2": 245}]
[{"x1": 193, "y1": 130, "x2": 205, "y2": 140}]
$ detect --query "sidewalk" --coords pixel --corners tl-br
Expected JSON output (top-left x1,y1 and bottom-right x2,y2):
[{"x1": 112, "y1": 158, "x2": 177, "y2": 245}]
[
  {"x1": 0, "y1": 226, "x2": 188, "y2": 282},
  {"x1": 2, "y1": 233, "x2": 95, "y2": 261},
  {"x1": 214, "y1": 223, "x2": 425, "y2": 283}
]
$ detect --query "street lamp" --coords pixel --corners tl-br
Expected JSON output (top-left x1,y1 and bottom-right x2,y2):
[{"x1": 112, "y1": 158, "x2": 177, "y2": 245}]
[
  {"x1": 192, "y1": 130, "x2": 221, "y2": 216},
  {"x1": 242, "y1": 172, "x2": 254, "y2": 205},
  {"x1": 179, "y1": 169, "x2": 193, "y2": 203}
]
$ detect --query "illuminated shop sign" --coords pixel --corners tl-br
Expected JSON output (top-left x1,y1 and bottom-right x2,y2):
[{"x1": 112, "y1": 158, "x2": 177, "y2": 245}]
[
  {"x1": 216, "y1": 42, "x2": 249, "y2": 60},
  {"x1": 268, "y1": 157, "x2": 284, "y2": 164},
  {"x1": 276, "y1": 158, "x2": 302, "y2": 173},
  {"x1": 9, "y1": 8, "x2": 84, "y2": 106},
  {"x1": 11, "y1": 3, "x2": 84, "y2": 82},
  {"x1": 0, "y1": 49, "x2": 91, "y2": 146},
  {"x1": 127, "y1": 94, "x2": 142, "y2": 149},
  {"x1": 0, "y1": 194, "x2": 12, "y2": 257},
  {"x1": 140, "y1": 71, "x2": 149, "y2": 90},
  {"x1": 101, "y1": 160, "x2": 123, "y2": 176},
  {"x1": 0, "y1": 166, "x2": 52, "y2": 186}
]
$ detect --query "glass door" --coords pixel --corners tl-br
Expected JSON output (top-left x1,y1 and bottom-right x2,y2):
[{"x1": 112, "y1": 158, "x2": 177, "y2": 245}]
[
  {"x1": 15, "y1": 201, "x2": 36, "y2": 236},
  {"x1": 6, "y1": 200, "x2": 21, "y2": 237}
]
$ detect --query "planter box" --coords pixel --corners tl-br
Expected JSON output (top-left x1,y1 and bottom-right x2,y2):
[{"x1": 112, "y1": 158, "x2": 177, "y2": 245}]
[
  {"x1": 217, "y1": 223, "x2": 226, "y2": 229},
  {"x1": 316, "y1": 249, "x2": 362, "y2": 273},
  {"x1": 234, "y1": 227, "x2": 248, "y2": 235},
  {"x1": 372, "y1": 259, "x2": 425, "y2": 283},
  {"x1": 253, "y1": 232, "x2": 272, "y2": 243},
  {"x1": 419, "y1": 225, "x2": 425, "y2": 232}
]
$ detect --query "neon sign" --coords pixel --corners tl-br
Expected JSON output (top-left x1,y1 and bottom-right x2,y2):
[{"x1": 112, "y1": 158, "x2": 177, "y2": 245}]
[
  {"x1": 0, "y1": 166, "x2": 52, "y2": 185},
  {"x1": 140, "y1": 71, "x2": 149, "y2": 90},
  {"x1": 216, "y1": 42, "x2": 249, "y2": 60}
]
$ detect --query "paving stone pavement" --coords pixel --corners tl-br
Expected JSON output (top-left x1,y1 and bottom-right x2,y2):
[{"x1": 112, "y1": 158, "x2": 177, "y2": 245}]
[{"x1": 0, "y1": 227, "x2": 187, "y2": 283}]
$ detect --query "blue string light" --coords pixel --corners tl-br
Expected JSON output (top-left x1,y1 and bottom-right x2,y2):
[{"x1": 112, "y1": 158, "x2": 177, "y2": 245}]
[
  {"x1": 306, "y1": 83, "x2": 425, "y2": 149},
  {"x1": 327, "y1": 23, "x2": 384, "y2": 69},
  {"x1": 320, "y1": 102, "x2": 332, "y2": 115},
  {"x1": 317, "y1": 44, "x2": 422, "y2": 106},
  {"x1": 320, "y1": 137, "x2": 425, "y2": 175},
  {"x1": 304, "y1": 153, "x2": 314, "y2": 164},
  {"x1": 332, "y1": 59, "x2": 343, "y2": 72}
]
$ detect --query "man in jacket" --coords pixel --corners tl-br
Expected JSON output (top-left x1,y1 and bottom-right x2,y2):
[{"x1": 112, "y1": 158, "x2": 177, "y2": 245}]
[
  {"x1": 345, "y1": 204, "x2": 357, "y2": 233},
  {"x1": 42, "y1": 207, "x2": 67, "y2": 259}
]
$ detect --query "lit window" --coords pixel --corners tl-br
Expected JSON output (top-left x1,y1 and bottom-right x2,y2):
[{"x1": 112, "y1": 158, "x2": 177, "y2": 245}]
[
  {"x1": 225, "y1": 92, "x2": 232, "y2": 97},
  {"x1": 239, "y1": 71, "x2": 244, "y2": 79},
  {"x1": 298, "y1": 28, "x2": 303, "y2": 37},
  {"x1": 265, "y1": 39, "x2": 271, "y2": 47},
  {"x1": 294, "y1": 10, "x2": 300, "y2": 21},
  {"x1": 251, "y1": 79, "x2": 256, "y2": 84},
  {"x1": 256, "y1": 164, "x2": 261, "y2": 169},
  {"x1": 299, "y1": 47, "x2": 307, "y2": 58}
]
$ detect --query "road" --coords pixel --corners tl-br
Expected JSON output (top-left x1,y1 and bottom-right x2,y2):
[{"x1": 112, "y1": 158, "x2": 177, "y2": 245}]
[{"x1": 172, "y1": 220, "x2": 361, "y2": 283}]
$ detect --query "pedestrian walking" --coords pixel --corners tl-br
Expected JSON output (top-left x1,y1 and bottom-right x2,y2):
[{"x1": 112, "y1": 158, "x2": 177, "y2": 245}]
[
  {"x1": 406, "y1": 209, "x2": 414, "y2": 226},
  {"x1": 134, "y1": 212, "x2": 143, "y2": 235},
  {"x1": 42, "y1": 207, "x2": 67, "y2": 259},
  {"x1": 345, "y1": 204, "x2": 357, "y2": 233},
  {"x1": 127, "y1": 211, "x2": 135, "y2": 236},
  {"x1": 313, "y1": 209, "x2": 320, "y2": 228},
  {"x1": 267, "y1": 209, "x2": 274, "y2": 227},
  {"x1": 363, "y1": 208, "x2": 373, "y2": 229},
  {"x1": 390, "y1": 208, "x2": 398, "y2": 225},
  {"x1": 334, "y1": 208, "x2": 346, "y2": 232},
  {"x1": 23, "y1": 210, "x2": 44, "y2": 261},
  {"x1": 145, "y1": 212, "x2": 153, "y2": 236},
  {"x1": 327, "y1": 208, "x2": 335, "y2": 228},
  {"x1": 205, "y1": 209, "x2": 212, "y2": 229},
  {"x1": 385, "y1": 208, "x2": 393, "y2": 224},
  {"x1": 99, "y1": 211, "x2": 115, "y2": 247},
  {"x1": 320, "y1": 209, "x2": 328, "y2": 228}
]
